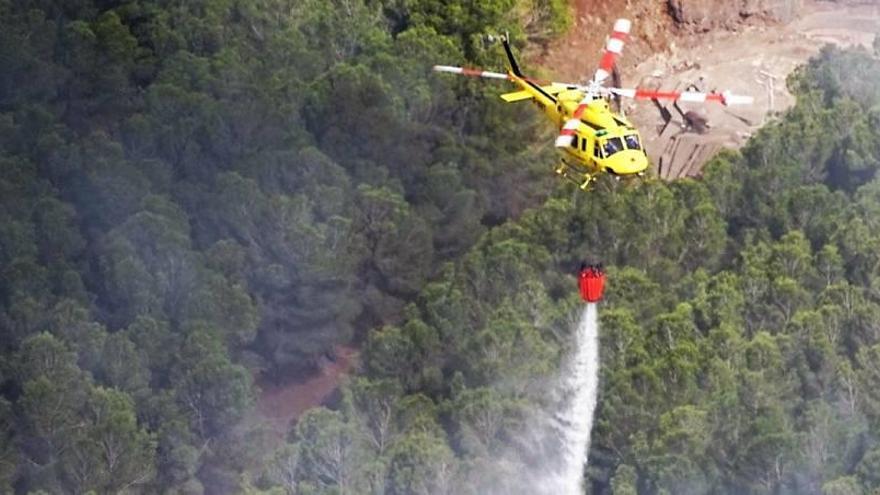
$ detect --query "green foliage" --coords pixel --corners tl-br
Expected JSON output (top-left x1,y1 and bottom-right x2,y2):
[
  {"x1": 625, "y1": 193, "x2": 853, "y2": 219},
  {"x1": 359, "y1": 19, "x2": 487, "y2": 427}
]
[
  {"x1": 294, "y1": 408, "x2": 363, "y2": 494},
  {"x1": 0, "y1": 0, "x2": 562, "y2": 490},
  {"x1": 281, "y1": 43, "x2": 880, "y2": 495},
  {"x1": 0, "y1": 398, "x2": 16, "y2": 493},
  {"x1": 7, "y1": 0, "x2": 880, "y2": 493},
  {"x1": 823, "y1": 476, "x2": 862, "y2": 495},
  {"x1": 13, "y1": 333, "x2": 156, "y2": 493},
  {"x1": 60, "y1": 386, "x2": 157, "y2": 493},
  {"x1": 610, "y1": 464, "x2": 638, "y2": 495},
  {"x1": 385, "y1": 430, "x2": 456, "y2": 495},
  {"x1": 172, "y1": 325, "x2": 254, "y2": 440}
]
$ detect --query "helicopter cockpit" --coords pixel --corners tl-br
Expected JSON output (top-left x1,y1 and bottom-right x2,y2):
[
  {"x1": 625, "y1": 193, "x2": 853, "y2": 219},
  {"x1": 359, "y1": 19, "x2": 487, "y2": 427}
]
[
  {"x1": 598, "y1": 133, "x2": 641, "y2": 158},
  {"x1": 602, "y1": 137, "x2": 624, "y2": 157},
  {"x1": 623, "y1": 134, "x2": 641, "y2": 150}
]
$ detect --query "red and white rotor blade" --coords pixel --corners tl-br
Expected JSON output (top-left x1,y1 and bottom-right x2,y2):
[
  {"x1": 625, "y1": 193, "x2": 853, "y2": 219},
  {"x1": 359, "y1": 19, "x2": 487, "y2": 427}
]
[
  {"x1": 433, "y1": 65, "x2": 511, "y2": 80},
  {"x1": 555, "y1": 95, "x2": 593, "y2": 148},
  {"x1": 433, "y1": 65, "x2": 583, "y2": 89},
  {"x1": 609, "y1": 88, "x2": 754, "y2": 105},
  {"x1": 592, "y1": 19, "x2": 631, "y2": 86},
  {"x1": 556, "y1": 19, "x2": 630, "y2": 148}
]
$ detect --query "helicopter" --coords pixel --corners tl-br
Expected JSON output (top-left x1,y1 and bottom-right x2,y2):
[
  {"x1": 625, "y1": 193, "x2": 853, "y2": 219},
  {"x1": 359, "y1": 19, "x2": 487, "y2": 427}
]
[{"x1": 434, "y1": 19, "x2": 754, "y2": 190}]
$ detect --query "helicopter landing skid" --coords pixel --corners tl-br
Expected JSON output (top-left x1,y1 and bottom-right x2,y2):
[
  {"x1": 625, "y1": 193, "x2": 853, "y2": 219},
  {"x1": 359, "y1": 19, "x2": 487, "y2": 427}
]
[{"x1": 554, "y1": 162, "x2": 596, "y2": 190}]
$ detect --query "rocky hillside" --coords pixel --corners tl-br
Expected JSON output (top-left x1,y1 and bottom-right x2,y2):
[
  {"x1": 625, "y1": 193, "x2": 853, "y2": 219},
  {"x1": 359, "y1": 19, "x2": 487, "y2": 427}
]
[{"x1": 668, "y1": 0, "x2": 803, "y2": 32}]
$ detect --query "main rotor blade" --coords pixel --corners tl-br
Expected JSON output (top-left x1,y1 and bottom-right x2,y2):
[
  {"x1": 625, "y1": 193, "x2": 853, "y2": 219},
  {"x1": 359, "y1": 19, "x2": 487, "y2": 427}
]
[
  {"x1": 554, "y1": 20, "x2": 632, "y2": 149},
  {"x1": 432, "y1": 65, "x2": 582, "y2": 89},
  {"x1": 433, "y1": 65, "x2": 511, "y2": 80},
  {"x1": 555, "y1": 94, "x2": 594, "y2": 148},
  {"x1": 592, "y1": 19, "x2": 631, "y2": 86},
  {"x1": 609, "y1": 88, "x2": 754, "y2": 105},
  {"x1": 556, "y1": 18, "x2": 630, "y2": 151}
]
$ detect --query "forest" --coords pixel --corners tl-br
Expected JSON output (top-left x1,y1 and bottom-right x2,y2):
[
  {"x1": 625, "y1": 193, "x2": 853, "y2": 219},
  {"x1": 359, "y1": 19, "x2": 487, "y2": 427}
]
[{"x1": 1, "y1": 0, "x2": 880, "y2": 494}]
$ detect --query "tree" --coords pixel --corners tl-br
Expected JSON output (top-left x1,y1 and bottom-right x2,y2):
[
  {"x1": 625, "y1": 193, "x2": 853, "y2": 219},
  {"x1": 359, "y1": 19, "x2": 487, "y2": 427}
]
[
  {"x1": 123, "y1": 316, "x2": 176, "y2": 384},
  {"x1": 461, "y1": 299, "x2": 557, "y2": 387},
  {"x1": 13, "y1": 334, "x2": 89, "y2": 491},
  {"x1": 856, "y1": 447, "x2": 880, "y2": 490},
  {"x1": 31, "y1": 197, "x2": 85, "y2": 264},
  {"x1": 0, "y1": 399, "x2": 17, "y2": 493},
  {"x1": 691, "y1": 271, "x2": 744, "y2": 332},
  {"x1": 295, "y1": 408, "x2": 363, "y2": 495},
  {"x1": 822, "y1": 476, "x2": 862, "y2": 495},
  {"x1": 362, "y1": 317, "x2": 443, "y2": 393},
  {"x1": 60, "y1": 386, "x2": 157, "y2": 493},
  {"x1": 649, "y1": 405, "x2": 711, "y2": 493},
  {"x1": 172, "y1": 326, "x2": 254, "y2": 440},
  {"x1": 99, "y1": 331, "x2": 150, "y2": 401},
  {"x1": 265, "y1": 443, "x2": 301, "y2": 495},
  {"x1": 354, "y1": 184, "x2": 433, "y2": 301},
  {"x1": 798, "y1": 401, "x2": 866, "y2": 491},
  {"x1": 181, "y1": 271, "x2": 259, "y2": 350},
  {"x1": 46, "y1": 299, "x2": 108, "y2": 376},
  {"x1": 450, "y1": 387, "x2": 520, "y2": 457},
  {"x1": 345, "y1": 377, "x2": 403, "y2": 456},
  {"x1": 770, "y1": 231, "x2": 812, "y2": 282},
  {"x1": 856, "y1": 345, "x2": 880, "y2": 426},
  {"x1": 610, "y1": 464, "x2": 638, "y2": 495},
  {"x1": 15, "y1": 331, "x2": 83, "y2": 389},
  {"x1": 385, "y1": 431, "x2": 457, "y2": 495},
  {"x1": 816, "y1": 244, "x2": 844, "y2": 288}
]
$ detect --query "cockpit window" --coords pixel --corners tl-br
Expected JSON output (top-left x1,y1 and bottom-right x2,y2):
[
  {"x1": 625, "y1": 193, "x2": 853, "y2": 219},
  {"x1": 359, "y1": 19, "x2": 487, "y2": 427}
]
[
  {"x1": 603, "y1": 137, "x2": 624, "y2": 157},
  {"x1": 624, "y1": 134, "x2": 641, "y2": 150}
]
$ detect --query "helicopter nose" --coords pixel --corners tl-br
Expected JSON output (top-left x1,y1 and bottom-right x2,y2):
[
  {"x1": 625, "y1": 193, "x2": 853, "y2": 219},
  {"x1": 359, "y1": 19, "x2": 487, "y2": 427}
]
[{"x1": 611, "y1": 150, "x2": 649, "y2": 175}]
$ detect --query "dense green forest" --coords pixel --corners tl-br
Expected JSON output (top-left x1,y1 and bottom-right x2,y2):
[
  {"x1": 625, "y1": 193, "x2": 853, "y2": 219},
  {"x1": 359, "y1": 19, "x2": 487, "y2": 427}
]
[
  {"x1": 0, "y1": 0, "x2": 567, "y2": 493},
  {"x1": 3, "y1": 0, "x2": 880, "y2": 494}
]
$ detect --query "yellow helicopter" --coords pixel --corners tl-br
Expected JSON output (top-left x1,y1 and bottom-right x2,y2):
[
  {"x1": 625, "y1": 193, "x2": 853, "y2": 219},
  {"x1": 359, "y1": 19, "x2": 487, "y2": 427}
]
[{"x1": 434, "y1": 19, "x2": 753, "y2": 190}]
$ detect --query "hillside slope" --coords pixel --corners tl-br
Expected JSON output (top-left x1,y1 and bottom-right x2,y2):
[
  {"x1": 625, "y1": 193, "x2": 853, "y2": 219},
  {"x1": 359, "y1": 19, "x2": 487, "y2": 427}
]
[{"x1": 274, "y1": 44, "x2": 880, "y2": 495}]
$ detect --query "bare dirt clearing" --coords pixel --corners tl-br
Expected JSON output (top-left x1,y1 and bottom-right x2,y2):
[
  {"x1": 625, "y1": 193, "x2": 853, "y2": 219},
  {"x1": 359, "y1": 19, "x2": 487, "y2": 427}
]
[{"x1": 255, "y1": 345, "x2": 358, "y2": 434}]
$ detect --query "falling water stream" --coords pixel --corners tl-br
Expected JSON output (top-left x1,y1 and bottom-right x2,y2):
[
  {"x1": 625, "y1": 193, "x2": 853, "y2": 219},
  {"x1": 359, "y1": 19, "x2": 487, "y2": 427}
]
[
  {"x1": 553, "y1": 303, "x2": 601, "y2": 494},
  {"x1": 485, "y1": 304, "x2": 601, "y2": 495}
]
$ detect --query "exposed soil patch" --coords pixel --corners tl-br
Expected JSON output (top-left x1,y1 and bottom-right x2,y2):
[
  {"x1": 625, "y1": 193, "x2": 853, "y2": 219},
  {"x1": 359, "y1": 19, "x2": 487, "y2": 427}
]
[
  {"x1": 530, "y1": 0, "x2": 675, "y2": 81},
  {"x1": 255, "y1": 345, "x2": 359, "y2": 435}
]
